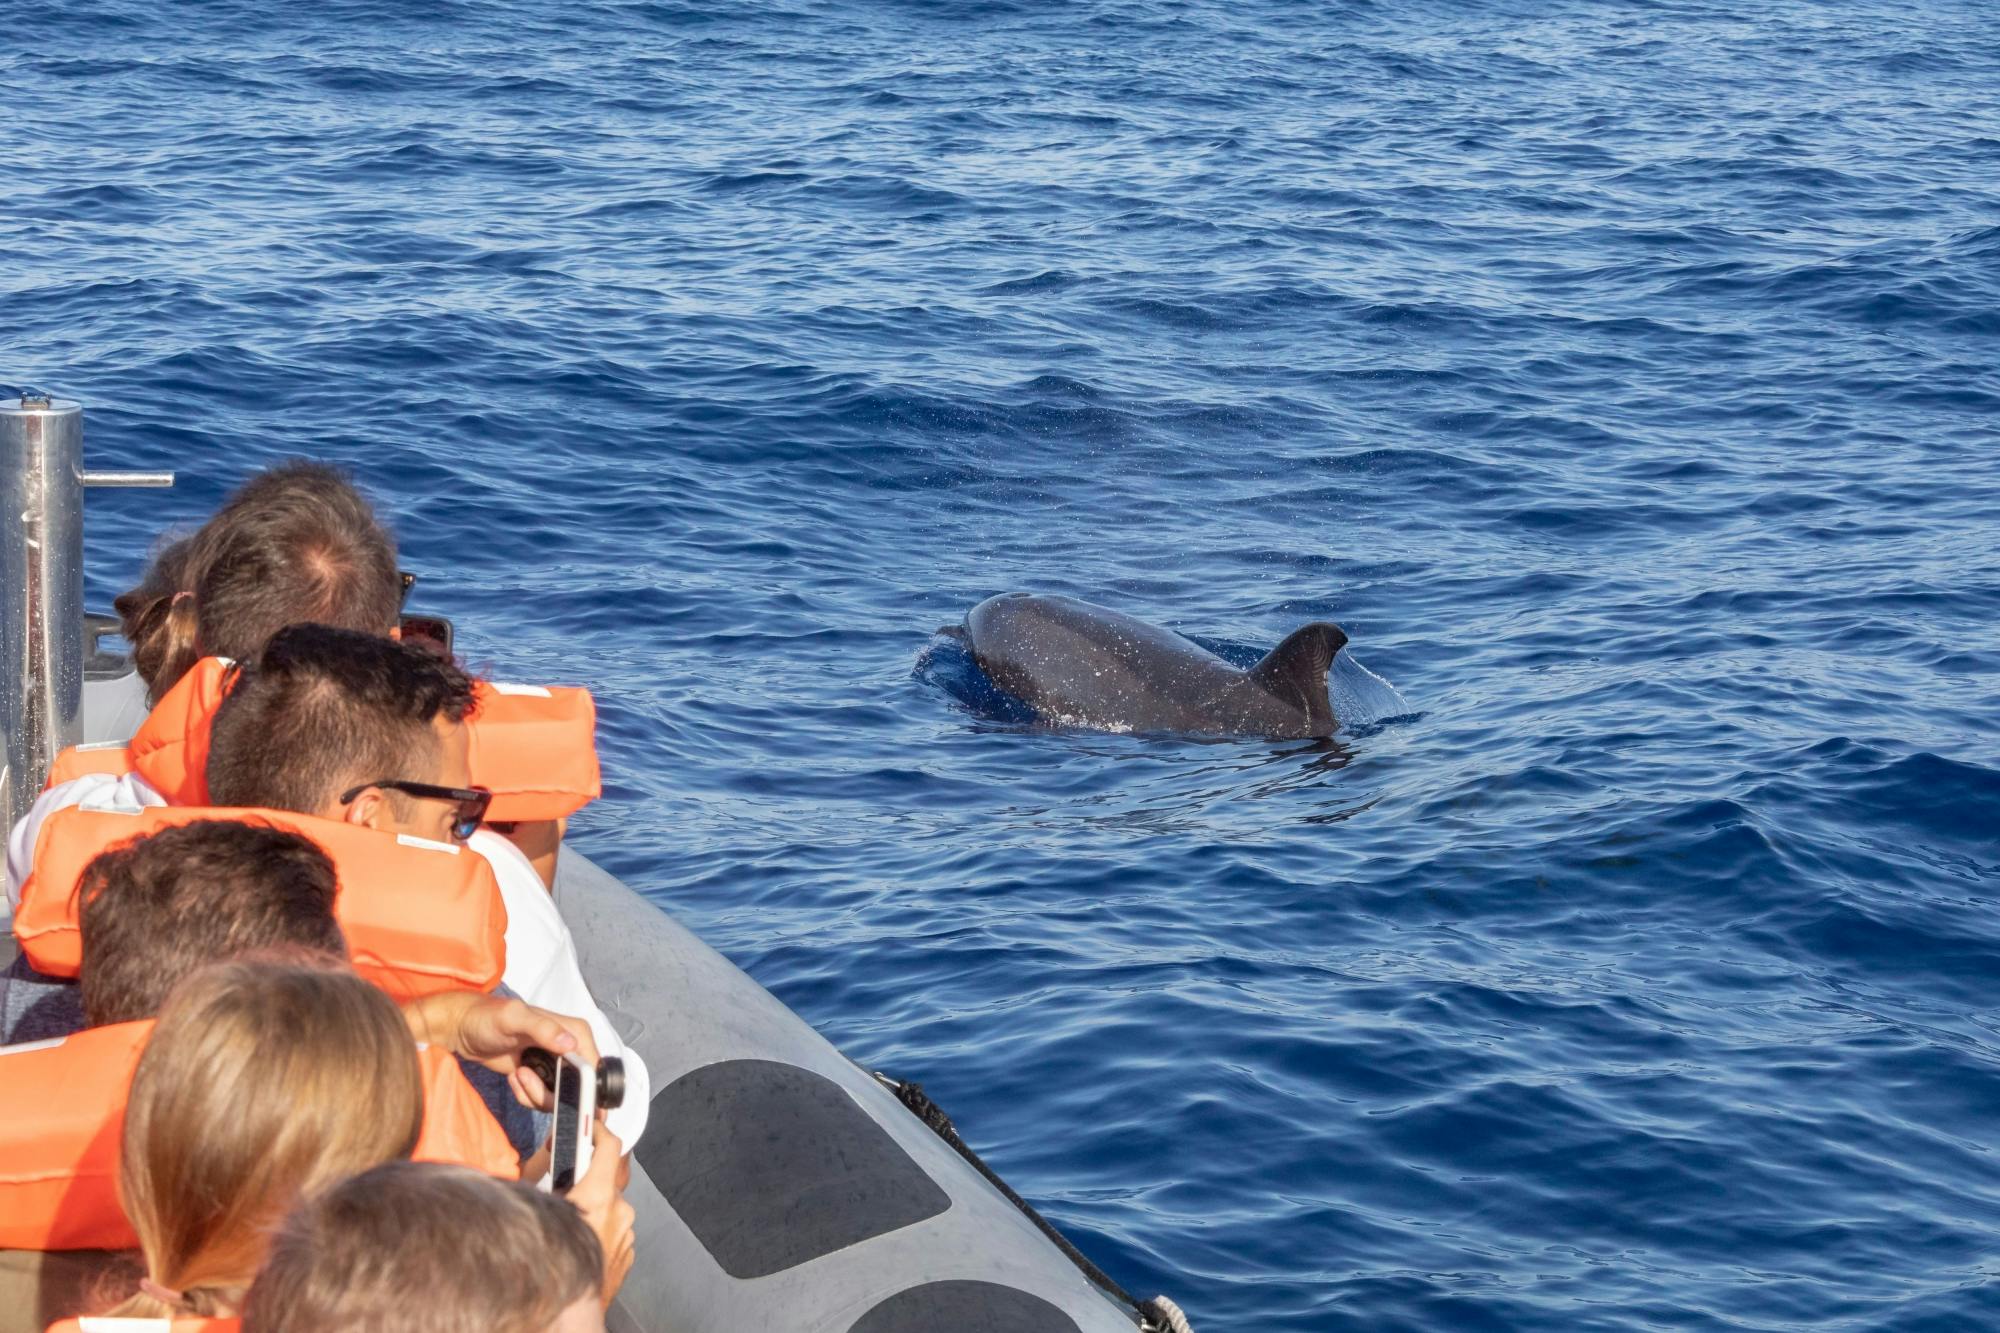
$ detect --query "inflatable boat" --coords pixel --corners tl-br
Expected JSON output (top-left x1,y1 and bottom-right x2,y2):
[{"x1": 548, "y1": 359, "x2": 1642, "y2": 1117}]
[{"x1": 4, "y1": 395, "x2": 1191, "y2": 1333}]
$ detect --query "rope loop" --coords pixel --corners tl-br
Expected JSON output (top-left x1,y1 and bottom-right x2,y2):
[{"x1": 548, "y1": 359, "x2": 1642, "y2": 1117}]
[{"x1": 1140, "y1": 1294, "x2": 1194, "y2": 1333}]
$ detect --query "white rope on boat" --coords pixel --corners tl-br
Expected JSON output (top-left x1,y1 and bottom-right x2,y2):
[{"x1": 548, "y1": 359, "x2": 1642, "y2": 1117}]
[{"x1": 1143, "y1": 1294, "x2": 1194, "y2": 1333}]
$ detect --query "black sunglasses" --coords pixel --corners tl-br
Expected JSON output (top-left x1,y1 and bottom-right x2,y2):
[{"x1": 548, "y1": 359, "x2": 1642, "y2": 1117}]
[
  {"x1": 398, "y1": 570, "x2": 418, "y2": 612},
  {"x1": 339, "y1": 780, "x2": 492, "y2": 842}
]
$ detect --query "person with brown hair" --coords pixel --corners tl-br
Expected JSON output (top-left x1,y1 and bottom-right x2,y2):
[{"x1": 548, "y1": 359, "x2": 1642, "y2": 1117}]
[
  {"x1": 1, "y1": 820, "x2": 345, "y2": 1043},
  {"x1": 89, "y1": 958, "x2": 631, "y2": 1323},
  {"x1": 77, "y1": 822, "x2": 347, "y2": 1031},
  {"x1": 203, "y1": 622, "x2": 478, "y2": 841},
  {"x1": 110, "y1": 460, "x2": 400, "y2": 708},
  {"x1": 243, "y1": 1161, "x2": 624, "y2": 1333},
  {"x1": 181, "y1": 460, "x2": 401, "y2": 678},
  {"x1": 110, "y1": 536, "x2": 200, "y2": 709}
]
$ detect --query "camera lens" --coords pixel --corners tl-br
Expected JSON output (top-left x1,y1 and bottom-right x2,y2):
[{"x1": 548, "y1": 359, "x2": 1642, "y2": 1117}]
[{"x1": 597, "y1": 1055, "x2": 626, "y2": 1110}]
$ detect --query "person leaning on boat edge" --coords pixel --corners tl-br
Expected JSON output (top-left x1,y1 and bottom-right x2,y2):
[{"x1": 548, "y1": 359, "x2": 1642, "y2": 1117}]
[{"x1": 199, "y1": 624, "x2": 650, "y2": 1147}]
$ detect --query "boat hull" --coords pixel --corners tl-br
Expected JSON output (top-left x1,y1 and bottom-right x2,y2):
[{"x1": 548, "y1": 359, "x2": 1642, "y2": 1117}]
[{"x1": 560, "y1": 847, "x2": 1135, "y2": 1332}]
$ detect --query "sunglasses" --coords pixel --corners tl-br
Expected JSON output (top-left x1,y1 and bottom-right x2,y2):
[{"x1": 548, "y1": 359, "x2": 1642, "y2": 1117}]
[
  {"x1": 398, "y1": 570, "x2": 418, "y2": 612},
  {"x1": 339, "y1": 780, "x2": 492, "y2": 842}
]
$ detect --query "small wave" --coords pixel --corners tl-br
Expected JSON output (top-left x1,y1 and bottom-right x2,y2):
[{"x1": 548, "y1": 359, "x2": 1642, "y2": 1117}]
[
  {"x1": 979, "y1": 269, "x2": 1085, "y2": 296},
  {"x1": 696, "y1": 169, "x2": 810, "y2": 193},
  {"x1": 796, "y1": 173, "x2": 970, "y2": 213},
  {"x1": 912, "y1": 632, "x2": 1036, "y2": 724}
]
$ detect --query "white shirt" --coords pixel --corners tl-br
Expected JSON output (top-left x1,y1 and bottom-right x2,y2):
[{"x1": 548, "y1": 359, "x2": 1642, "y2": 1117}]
[
  {"x1": 4, "y1": 771, "x2": 167, "y2": 922},
  {"x1": 467, "y1": 828, "x2": 651, "y2": 1147},
  {"x1": 5, "y1": 779, "x2": 648, "y2": 1146}
]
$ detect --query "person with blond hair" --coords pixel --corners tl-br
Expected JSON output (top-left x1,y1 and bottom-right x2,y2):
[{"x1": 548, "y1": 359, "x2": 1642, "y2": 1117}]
[
  {"x1": 89, "y1": 958, "x2": 631, "y2": 1323},
  {"x1": 244, "y1": 1161, "x2": 626, "y2": 1332}
]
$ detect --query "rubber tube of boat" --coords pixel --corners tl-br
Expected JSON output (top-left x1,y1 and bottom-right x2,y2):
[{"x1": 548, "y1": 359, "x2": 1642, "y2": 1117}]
[{"x1": 0, "y1": 394, "x2": 172, "y2": 831}]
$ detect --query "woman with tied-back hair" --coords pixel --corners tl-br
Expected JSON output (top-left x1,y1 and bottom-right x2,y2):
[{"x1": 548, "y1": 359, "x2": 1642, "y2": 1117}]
[
  {"x1": 90, "y1": 957, "x2": 633, "y2": 1323},
  {"x1": 110, "y1": 535, "x2": 201, "y2": 707},
  {"x1": 244, "y1": 1161, "x2": 617, "y2": 1333}
]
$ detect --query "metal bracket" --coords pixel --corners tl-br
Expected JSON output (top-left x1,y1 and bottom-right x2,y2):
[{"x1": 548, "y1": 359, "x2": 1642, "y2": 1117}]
[{"x1": 82, "y1": 471, "x2": 175, "y2": 488}]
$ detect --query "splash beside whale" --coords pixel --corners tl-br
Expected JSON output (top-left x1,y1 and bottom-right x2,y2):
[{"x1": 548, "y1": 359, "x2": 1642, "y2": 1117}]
[{"x1": 944, "y1": 592, "x2": 1347, "y2": 738}]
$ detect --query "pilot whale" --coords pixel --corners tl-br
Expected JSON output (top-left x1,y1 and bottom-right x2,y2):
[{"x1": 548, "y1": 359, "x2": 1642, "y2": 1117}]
[{"x1": 949, "y1": 592, "x2": 1348, "y2": 738}]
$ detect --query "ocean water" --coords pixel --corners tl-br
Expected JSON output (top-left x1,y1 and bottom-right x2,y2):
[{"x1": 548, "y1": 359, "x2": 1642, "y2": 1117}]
[{"x1": 8, "y1": 1, "x2": 2000, "y2": 1327}]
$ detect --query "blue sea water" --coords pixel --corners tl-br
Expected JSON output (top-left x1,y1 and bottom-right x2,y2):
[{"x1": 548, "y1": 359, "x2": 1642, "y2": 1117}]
[{"x1": 7, "y1": 0, "x2": 2000, "y2": 1327}]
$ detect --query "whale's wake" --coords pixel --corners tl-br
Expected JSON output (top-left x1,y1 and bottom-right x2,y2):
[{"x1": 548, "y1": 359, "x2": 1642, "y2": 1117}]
[{"x1": 1328, "y1": 651, "x2": 1414, "y2": 732}]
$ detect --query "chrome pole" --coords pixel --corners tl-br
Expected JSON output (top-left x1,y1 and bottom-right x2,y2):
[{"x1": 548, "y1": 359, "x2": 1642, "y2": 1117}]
[
  {"x1": 0, "y1": 393, "x2": 172, "y2": 831},
  {"x1": 1, "y1": 393, "x2": 85, "y2": 833}
]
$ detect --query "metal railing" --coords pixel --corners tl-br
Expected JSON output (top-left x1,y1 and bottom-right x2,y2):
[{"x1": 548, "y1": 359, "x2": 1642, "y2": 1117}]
[{"x1": 1, "y1": 394, "x2": 172, "y2": 831}]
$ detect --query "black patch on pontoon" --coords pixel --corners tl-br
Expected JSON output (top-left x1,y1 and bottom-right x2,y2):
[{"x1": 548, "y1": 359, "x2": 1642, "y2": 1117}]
[
  {"x1": 639, "y1": 1059, "x2": 951, "y2": 1279},
  {"x1": 849, "y1": 1281, "x2": 1082, "y2": 1333}
]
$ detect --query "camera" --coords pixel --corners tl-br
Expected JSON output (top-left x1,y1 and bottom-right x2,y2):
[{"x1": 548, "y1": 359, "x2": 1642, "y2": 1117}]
[
  {"x1": 397, "y1": 612, "x2": 455, "y2": 660},
  {"x1": 523, "y1": 1048, "x2": 625, "y2": 1193}
]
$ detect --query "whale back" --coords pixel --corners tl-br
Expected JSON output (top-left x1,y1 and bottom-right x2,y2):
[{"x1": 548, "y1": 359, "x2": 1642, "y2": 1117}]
[
  {"x1": 963, "y1": 593, "x2": 1345, "y2": 738},
  {"x1": 965, "y1": 593, "x2": 1241, "y2": 732}
]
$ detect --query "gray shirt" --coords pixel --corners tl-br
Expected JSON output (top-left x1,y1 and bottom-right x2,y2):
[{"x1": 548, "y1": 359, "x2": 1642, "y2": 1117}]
[{"x1": 0, "y1": 953, "x2": 85, "y2": 1045}]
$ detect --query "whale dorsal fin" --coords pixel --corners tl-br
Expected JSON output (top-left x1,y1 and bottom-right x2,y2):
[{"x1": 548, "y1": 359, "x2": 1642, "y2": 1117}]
[{"x1": 1247, "y1": 622, "x2": 1348, "y2": 734}]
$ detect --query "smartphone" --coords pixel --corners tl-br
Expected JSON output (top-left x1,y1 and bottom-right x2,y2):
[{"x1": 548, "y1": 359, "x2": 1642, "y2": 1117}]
[
  {"x1": 398, "y1": 613, "x2": 455, "y2": 660},
  {"x1": 542, "y1": 1049, "x2": 597, "y2": 1194}
]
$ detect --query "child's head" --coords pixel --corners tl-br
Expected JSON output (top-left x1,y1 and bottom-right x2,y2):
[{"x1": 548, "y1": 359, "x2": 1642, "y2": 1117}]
[{"x1": 244, "y1": 1160, "x2": 605, "y2": 1333}]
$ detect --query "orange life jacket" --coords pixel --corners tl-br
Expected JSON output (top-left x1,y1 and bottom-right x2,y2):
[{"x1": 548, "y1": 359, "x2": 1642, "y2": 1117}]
[
  {"x1": 465, "y1": 680, "x2": 601, "y2": 822},
  {"x1": 410, "y1": 1042, "x2": 523, "y2": 1180},
  {"x1": 40, "y1": 741, "x2": 139, "y2": 789},
  {"x1": 12, "y1": 806, "x2": 508, "y2": 1001},
  {"x1": 125, "y1": 657, "x2": 235, "y2": 805},
  {"x1": 41, "y1": 659, "x2": 599, "y2": 821},
  {"x1": 37, "y1": 656, "x2": 232, "y2": 804},
  {"x1": 0, "y1": 1022, "x2": 149, "y2": 1250},
  {"x1": 46, "y1": 1312, "x2": 245, "y2": 1320},
  {"x1": 0, "y1": 1024, "x2": 518, "y2": 1253}
]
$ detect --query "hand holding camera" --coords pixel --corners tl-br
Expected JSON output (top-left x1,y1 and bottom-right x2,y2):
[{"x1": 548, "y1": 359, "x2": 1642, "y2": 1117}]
[
  {"x1": 568, "y1": 1118, "x2": 636, "y2": 1304},
  {"x1": 521, "y1": 1046, "x2": 626, "y2": 1192},
  {"x1": 522, "y1": 1045, "x2": 634, "y2": 1303},
  {"x1": 400, "y1": 990, "x2": 602, "y2": 1112}
]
